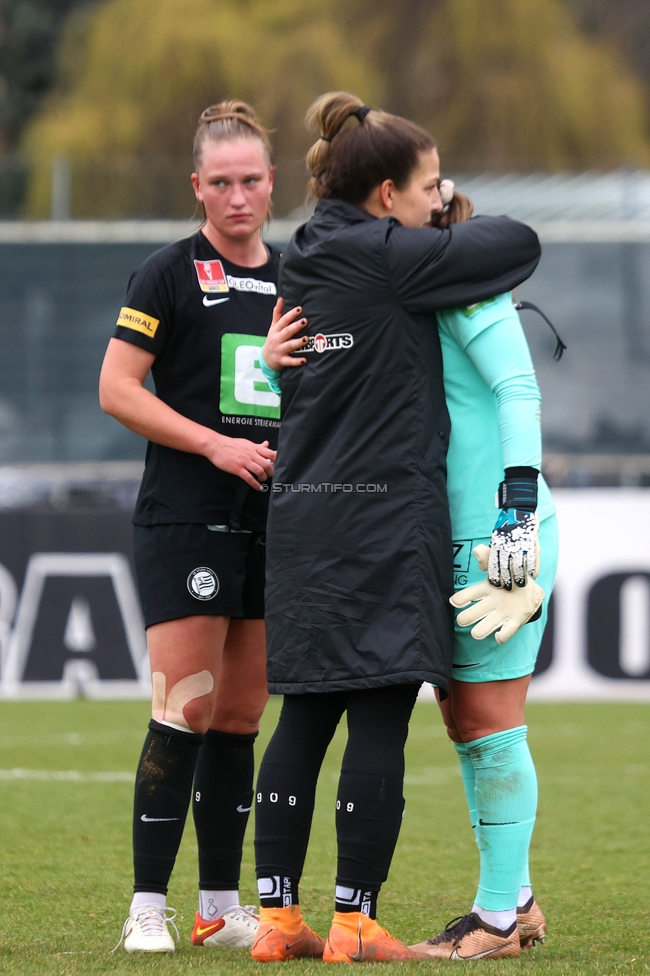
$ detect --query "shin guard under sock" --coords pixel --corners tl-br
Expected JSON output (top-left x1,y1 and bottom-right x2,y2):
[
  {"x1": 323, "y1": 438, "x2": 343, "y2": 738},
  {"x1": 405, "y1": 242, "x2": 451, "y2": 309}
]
[
  {"x1": 335, "y1": 684, "x2": 418, "y2": 890},
  {"x1": 455, "y1": 739, "x2": 534, "y2": 909},
  {"x1": 133, "y1": 718, "x2": 203, "y2": 894},
  {"x1": 335, "y1": 767, "x2": 404, "y2": 888},
  {"x1": 454, "y1": 740, "x2": 477, "y2": 830},
  {"x1": 468, "y1": 725, "x2": 537, "y2": 912},
  {"x1": 193, "y1": 728, "x2": 257, "y2": 891},
  {"x1": 255, "y1": 693, "x2": 345, "y2": 880}
]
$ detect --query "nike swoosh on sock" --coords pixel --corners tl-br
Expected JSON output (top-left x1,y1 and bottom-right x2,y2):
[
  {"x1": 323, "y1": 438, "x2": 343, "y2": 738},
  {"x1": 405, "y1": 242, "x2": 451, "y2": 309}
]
[
  {"x1": 140, "y1": 814, "x2": 180, "y2": 822},
  {"x1": 478, "y1": 818, "x2": 518, "y2": 826}
]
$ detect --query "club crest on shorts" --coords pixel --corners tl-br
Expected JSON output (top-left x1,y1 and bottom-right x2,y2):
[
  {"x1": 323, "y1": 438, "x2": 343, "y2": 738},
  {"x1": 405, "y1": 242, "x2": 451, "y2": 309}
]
[{"x1": 187, "y1": 566, "x2": 220, "y2": 600}]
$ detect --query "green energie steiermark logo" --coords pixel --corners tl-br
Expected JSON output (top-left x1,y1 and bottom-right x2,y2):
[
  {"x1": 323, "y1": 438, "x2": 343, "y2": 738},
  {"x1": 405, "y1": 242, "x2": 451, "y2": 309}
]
[{"x1": 220, "y1": 333, "x2": 281, "y2": 419}]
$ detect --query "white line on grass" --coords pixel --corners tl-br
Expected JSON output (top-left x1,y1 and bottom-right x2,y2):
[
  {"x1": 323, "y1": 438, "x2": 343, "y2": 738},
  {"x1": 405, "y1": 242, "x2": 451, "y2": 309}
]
[
  {"x1": 0, "y1": 768, "x2": 134, "y2": 782},
  {"x1": 0, "y1": 731, "x2": 143, "y2": 747}
]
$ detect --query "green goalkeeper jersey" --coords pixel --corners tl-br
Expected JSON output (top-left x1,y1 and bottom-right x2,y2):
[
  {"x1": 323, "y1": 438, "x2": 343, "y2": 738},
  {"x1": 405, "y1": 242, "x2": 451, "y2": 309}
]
[{"x1": 437, "y1": 292, "x2": 555, "y2": 541}]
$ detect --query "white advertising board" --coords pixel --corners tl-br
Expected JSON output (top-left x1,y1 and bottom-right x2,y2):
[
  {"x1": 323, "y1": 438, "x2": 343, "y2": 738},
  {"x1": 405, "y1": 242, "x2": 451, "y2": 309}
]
[
  {"x1": 418, "y1": 489, "x2": 650, "y2": 702},
  {"x1": 0, "y1": 490, "x2": 648, "y2": 700},
  {"x1": 527, "y1": 489, "x2": 650, "y2": 700}
]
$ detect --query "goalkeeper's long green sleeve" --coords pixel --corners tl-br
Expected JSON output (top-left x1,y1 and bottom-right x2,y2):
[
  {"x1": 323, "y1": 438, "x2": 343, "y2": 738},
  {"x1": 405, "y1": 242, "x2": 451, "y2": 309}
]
[{"x1": 463, "y1": 310, "x2": 542, "y2": 470}]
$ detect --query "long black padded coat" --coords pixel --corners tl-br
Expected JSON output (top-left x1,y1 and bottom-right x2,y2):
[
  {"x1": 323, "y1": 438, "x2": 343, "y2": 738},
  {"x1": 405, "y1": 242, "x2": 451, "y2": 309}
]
[{"x1": 265, "y1": 199, "x2": 541, "y2": 695}]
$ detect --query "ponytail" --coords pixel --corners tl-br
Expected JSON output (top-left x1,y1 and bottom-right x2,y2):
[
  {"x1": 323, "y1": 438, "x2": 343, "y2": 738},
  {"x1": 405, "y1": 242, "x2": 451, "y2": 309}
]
[{"x1": 305, "y1": 91, "x2": 435, "y2": 206}]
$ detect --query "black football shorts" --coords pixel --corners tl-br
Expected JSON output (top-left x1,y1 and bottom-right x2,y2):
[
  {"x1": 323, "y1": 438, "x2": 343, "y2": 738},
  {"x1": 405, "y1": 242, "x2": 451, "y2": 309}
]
[{"x1": 133, "y1": 523, "x2": 266, "y2": 628}]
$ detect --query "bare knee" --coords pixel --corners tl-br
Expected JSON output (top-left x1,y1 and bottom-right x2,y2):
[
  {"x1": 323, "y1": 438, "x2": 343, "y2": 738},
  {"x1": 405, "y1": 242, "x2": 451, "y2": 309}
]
[
  {"x1": 182, "y1": 697, "x2": 217, "y2": 735},
  {"x1": 445, "y1": 725, "x2": 464, "y2": 744},
  {"x1": 211, "y1": 696, "x2": 268, "y2": 735},
  {"x1": 449, "y1": 676, "x2": 530, "y2": 742},
  {"x1": 450, "y1": 705, "x2": 502, "y2": 742},
  {"x1": 212, "y1": 716, "x2": 262, "y2": 735},
  {"x1": 454, "y1": 713, "x2": 524, "y2": 741}
]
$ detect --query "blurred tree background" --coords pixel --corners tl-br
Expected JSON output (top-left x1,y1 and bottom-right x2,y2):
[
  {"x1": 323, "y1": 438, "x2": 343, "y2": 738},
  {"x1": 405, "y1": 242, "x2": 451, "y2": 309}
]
[
  {"x1": 2, "y1": 0, "x2": 650, "y2": 217},
  {"x1": 0, "y1": 0, "x2": 88, "y2": 150}
]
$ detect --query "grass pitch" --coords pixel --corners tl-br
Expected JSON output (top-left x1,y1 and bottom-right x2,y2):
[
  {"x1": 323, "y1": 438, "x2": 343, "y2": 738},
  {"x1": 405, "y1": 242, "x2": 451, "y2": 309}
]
[{"x1": 0, "y1": 699, "x2": 648, "y2": 975}]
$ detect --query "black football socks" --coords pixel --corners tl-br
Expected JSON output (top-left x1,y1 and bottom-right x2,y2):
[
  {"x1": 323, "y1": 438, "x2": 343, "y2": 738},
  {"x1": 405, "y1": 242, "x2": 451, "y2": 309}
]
[
  {"x1": 255, "y1": 693, "x2": 345, "y2": 902},
  {"x1": 335, "y1": 886, "x2": 379, "y2": 919},
  {"x1": 193, "y1": 728, "x2": 257, "y2": 891},
  {"x1": 335, "y1": 684, "x2": 418, "y2": 898},
  {"x1": 133, "y1": 718, "x2": 203, "y2": 894},
  {"x1": 255, "y1": 684, "x2": 419, "y2": 920}
]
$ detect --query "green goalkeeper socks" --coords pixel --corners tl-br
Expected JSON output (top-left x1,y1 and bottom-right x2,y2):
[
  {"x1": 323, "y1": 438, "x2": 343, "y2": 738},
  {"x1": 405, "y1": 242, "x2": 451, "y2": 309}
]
[
  {"x1": 453, "y1": 740, "x2": 477, "y2": 829},
  {"x1": 466, "y1": 725, "x2": 537, "y2": 912},
  {"x1": 454, "y1": 733, "x2": 537, "y2": 910}
]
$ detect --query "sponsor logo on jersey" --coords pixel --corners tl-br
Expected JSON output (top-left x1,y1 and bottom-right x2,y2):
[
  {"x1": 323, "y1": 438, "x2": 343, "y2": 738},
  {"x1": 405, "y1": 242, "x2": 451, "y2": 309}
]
[
  {"x1": 116, "y1": 306, "x2": 160, "y2": 338},
  {"x1": 226, "y1": 274, "x2": 276, "y2": 296},
  {"x1": 453, "y1": 538, "x2": 479, "y2": 587},
  {"x1": 194, "y1": 259, "x2": 229, "y2": 293},
  {"x1": 187, "y1": 567, "x2": 219, "y2": 601},
  {"x1": 219, "y1": 333, "x2": 281, "y2": 420},
  {"x1": 194, "y1": 260, "x2": 277, "y2": 297},
  {"x1": 304, "y1": 333, "x2": 354, "y2": 354}
]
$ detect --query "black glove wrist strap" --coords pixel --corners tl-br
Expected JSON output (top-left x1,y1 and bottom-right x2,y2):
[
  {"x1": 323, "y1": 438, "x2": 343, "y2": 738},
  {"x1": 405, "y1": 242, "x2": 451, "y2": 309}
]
[{"x1": 498, "y1": 468, "x2": 539, "y2": 512}]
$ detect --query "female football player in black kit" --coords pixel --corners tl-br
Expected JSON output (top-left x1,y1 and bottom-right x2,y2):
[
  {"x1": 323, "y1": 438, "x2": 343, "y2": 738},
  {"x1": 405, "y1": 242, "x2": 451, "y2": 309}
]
[
  {"x1": 100, "y1": 100, "x2": 304, "y2": 954},
  {"x1": 250, "y1": 91, "x2": 541, "y2": 963}
]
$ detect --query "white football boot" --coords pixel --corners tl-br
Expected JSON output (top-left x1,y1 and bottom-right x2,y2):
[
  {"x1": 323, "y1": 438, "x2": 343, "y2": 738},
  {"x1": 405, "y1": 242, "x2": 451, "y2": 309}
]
[
  {"x1": 191, "y1": 904, "x2": 259, "y2": 948},
  {"x1": 115, "y1": 904, "x2": 178, "y2": 953}
]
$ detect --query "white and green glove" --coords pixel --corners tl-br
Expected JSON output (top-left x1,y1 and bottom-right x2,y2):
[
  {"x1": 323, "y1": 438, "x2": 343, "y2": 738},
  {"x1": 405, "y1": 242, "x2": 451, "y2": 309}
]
[
  {"x1": 451, "y1": 545, "x2": 545, "y2": 644},
  {"x1": 488, "y1": 468, "x2": 540, "y2": 589}
]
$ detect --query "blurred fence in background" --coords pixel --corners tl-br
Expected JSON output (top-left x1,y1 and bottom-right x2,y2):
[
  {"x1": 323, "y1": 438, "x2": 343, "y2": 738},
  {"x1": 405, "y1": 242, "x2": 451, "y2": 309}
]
[
  {"x1": 1, "y1": 214, "x2": 650, "y2": 472},
  {"x1": 7, "y1": 158, "x2": 650, "y2": 221},
  {"x1": 0, "y1": 154, "x2": 309, "y2": 220}
]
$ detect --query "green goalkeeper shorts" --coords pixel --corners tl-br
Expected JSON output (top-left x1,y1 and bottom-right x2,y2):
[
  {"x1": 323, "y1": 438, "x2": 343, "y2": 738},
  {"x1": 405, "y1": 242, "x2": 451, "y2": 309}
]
[{"x1": 451, "y1": 513, "x2": 559, "y2": 683}]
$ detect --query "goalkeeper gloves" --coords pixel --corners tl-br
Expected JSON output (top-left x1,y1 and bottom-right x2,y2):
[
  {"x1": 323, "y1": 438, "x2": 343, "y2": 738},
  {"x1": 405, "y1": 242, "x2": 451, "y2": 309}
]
[
  {"x1": 451, "y1": 544, "x2": 545, "y2": 644},
  {"x1": 488, "y1": 467, "x2": 539, "y2": 589}
]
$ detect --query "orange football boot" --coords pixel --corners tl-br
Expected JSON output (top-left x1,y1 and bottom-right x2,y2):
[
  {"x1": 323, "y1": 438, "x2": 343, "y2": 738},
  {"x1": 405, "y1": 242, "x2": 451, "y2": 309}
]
[
  {"x1": 251, "y1": 905, "x2": 325, "y2": 962},
  {"x1": 517, "y1": 896, "x2": 546, "y2": 949},
  {"x1": 323, "y1": 911, "x2": 420, "y2": 963}
]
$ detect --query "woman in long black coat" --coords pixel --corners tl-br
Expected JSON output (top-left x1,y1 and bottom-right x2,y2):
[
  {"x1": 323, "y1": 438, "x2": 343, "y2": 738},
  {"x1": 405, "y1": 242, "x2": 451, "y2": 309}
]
[{"x1": 251, "y1": 91, "x2": 541, "y2": 963}]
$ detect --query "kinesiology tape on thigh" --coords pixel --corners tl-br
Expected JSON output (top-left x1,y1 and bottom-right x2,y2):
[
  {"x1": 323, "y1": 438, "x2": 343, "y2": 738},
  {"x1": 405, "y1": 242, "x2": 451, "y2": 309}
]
[{"x1": 151, "y1": 670, "x2": 214, "y2": 731}]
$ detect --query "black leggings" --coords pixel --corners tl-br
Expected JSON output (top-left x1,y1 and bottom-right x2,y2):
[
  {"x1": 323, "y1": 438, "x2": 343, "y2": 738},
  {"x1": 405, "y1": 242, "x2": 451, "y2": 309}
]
[{"x1": 254, "y1": 683, "x2": 420, "y2": 889}]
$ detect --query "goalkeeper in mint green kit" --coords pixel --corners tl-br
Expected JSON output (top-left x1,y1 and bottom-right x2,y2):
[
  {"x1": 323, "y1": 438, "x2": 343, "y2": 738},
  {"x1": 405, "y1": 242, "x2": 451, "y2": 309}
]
[
  {"x1": 260, "y1": 186, "x2": 557, "y2": 962},
  {"x1": 422, "y1": 292, "x2": 557, "y2": 958},
  {"x1": 408, "y1": 183, "x2": 558, "y2": 961}
]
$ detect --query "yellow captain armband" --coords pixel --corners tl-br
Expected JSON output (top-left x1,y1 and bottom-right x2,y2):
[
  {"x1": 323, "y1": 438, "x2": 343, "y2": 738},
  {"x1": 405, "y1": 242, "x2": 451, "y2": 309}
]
[{"x1": 116, "y1": 306, "x2": 160, "y2": 339}]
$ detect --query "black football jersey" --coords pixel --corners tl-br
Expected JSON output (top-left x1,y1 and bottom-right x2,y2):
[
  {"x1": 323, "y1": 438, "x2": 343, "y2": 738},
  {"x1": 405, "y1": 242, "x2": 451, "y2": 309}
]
[{"x1": 113, "y1": 231, "x2": 280, "y2": 529}]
